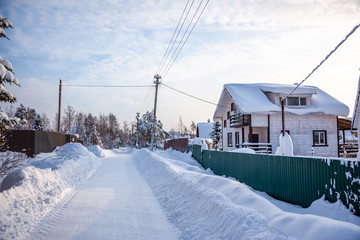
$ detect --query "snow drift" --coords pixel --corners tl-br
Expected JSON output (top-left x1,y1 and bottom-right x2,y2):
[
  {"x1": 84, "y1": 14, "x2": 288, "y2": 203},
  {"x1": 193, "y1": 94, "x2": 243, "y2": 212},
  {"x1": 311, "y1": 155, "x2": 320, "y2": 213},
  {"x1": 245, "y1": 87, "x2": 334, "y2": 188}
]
[
  {"x1": 0, "y1": 143, "x2": 100, "y2": 240},
  {"x1": 133, "y1": 149, "x2": 360, "y2": 240}
]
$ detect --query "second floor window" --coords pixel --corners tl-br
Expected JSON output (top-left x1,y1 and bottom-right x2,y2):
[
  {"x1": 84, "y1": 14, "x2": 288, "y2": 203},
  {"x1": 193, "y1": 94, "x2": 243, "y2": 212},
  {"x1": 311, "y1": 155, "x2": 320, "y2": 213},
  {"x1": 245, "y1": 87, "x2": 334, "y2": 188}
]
[
  {"x1": 224, "y1": 119, "x2": 227, "y2": 128},
  {"x1": 281, "y1": 97, "x2": 307, "y2": 106}
]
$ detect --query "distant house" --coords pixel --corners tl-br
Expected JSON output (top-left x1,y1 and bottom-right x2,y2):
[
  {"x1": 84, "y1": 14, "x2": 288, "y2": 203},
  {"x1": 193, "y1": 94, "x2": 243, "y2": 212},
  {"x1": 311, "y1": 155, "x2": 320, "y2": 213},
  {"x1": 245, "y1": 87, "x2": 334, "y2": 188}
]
[
  {"x1": 213, "y1": 83, "x2": 349, "y2": 157},
  {"x1": 196, "y1": 121, "x2": 215, "y2": 139}
]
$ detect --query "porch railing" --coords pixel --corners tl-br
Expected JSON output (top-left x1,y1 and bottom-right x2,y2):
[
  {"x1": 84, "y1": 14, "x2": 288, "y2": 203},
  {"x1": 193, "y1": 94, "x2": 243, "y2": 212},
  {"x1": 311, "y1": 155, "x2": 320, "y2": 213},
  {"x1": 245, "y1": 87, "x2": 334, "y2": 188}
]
[
  {"x1": 237, "y1": 142, "x2": 272, "y2": 154},
  {"x1": 338, "y1": 143, "x2": 358, "y2": 158},
  {"x1": 229, "y1": 113, "x2": 250, "y2": 128}
]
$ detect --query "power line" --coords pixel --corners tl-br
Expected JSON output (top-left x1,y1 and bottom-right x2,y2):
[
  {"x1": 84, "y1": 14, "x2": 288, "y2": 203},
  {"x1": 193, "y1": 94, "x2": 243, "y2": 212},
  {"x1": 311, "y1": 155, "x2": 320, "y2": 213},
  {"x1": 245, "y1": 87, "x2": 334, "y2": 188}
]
[
  {"x1": 161, "y1": 0, "x2": 210, "y2": 80},
  {"x1": 156, "y1": 0, "x2": 192, "y2": 75},
  {"x1": 162, "y1": 82, "x2": 229, "y2": 110},
  {"x1": 62, "y1": 84, "x2": 151, "y2": 88},
  {"x1": 158, "y1": 0, "x2": 196, "y2": 76},
  {"x1": 284, "y1": 23, "x2": 360, "y2": 99}
]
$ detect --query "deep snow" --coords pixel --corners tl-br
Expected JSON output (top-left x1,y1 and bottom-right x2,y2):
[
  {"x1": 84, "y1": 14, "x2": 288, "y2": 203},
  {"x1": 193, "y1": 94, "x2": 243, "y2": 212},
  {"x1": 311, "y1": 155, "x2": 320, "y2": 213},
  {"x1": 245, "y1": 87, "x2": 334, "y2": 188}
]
[{"x1": 0, "y1": 144, "x2": 360, "y2": 240}]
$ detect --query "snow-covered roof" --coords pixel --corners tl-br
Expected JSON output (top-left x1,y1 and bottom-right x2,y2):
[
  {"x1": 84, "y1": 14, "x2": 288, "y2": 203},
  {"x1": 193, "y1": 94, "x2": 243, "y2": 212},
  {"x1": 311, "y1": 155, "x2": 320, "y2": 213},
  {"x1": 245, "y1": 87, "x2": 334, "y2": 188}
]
[
  {"x1": 197, "y1": 122, "x2": 215, "y2": 138},
  {"x1": 214, "y1": 83, "x2": 349, "y2": 118}
]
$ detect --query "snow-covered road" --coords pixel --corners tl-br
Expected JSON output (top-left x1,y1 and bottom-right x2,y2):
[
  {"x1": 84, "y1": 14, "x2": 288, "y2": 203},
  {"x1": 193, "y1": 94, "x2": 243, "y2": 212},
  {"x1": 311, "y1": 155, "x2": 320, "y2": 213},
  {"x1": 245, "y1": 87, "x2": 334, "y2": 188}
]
[
  {"x1": 1, "y1": 143, "x2": 360, "y2": 240},
  {"x1": 29, "y1": 153, "x2": 179, "y2": 240}
]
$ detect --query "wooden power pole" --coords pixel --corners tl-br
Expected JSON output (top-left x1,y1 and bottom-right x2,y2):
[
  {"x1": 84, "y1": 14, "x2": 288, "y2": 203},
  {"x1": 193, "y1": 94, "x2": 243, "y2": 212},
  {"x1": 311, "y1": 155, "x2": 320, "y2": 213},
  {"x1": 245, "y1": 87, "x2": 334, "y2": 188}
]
[
  {"x1": 57, "y1": 79, "x2": 62, "y2": 132},
  {"x1": 150, "y1": 74, "x2": 161, "y2": 151}
]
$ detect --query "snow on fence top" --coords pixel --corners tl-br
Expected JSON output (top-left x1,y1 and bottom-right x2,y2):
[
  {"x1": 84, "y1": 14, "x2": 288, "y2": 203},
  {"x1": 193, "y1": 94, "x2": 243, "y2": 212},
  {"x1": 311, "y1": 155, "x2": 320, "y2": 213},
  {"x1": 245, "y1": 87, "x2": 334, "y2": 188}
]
[{"x1": 214, "y1": 83, "x2": 349, "y2": 117}]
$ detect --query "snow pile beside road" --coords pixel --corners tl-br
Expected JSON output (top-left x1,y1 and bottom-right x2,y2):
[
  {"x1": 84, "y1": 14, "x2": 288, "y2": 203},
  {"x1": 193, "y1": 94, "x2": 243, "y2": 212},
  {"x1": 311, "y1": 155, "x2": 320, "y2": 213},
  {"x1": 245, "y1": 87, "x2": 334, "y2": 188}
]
[
  {"x1": 0, "y1": 143, "x2": 101, "y2": 240},
  {"x1": 87, "y1": 145, "x2": 117, "y2": 158},
  {"x1": 133, "y1": 149, "x2": 360, "y2": 240}
]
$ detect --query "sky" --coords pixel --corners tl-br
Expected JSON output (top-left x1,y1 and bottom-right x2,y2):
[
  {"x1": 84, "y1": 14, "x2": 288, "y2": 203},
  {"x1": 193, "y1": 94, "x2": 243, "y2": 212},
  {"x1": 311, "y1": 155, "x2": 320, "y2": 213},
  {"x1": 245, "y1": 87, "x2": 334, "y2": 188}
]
[{"x1": 0, "y1": 0, "x2": 359, "y2": 131}]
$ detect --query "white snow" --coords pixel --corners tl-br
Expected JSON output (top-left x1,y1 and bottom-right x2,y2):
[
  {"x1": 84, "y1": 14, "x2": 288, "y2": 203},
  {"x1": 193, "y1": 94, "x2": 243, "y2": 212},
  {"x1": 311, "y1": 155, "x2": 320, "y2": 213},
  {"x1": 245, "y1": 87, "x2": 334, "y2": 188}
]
[
  {"x1": 0, "y1": 143, "x2": 100, "y2": 239},
  {"x1": 214, "y1": 83, "x2": 349, "y2": 117},
  {"x1": 231, "y1": 147, "x2": 256, "y2": 154},
  {"x1": 275, "y1": 132, "x2": 294, "y2": 156},
  {"x1": 0, "y1": 145, "x2": 359, "y2": 240}
]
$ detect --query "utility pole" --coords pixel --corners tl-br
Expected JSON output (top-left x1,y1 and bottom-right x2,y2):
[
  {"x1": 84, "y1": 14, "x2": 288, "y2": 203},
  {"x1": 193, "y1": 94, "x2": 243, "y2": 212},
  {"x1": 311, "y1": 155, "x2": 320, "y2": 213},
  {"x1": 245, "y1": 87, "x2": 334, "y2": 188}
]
[
  {"x1": 57, "y1": 79, "x2": 62, "y2": 132},
  {"x1": 150, "y1": 74, "x2": 161, "y2": 151}
]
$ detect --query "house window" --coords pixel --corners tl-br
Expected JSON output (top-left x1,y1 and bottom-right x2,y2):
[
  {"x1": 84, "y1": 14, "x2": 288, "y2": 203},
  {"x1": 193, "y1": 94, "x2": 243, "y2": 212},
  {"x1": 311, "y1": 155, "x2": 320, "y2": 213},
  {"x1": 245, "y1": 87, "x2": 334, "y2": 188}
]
[
  {"x1": 313, "y1": 130, "x2": 327, "y2": 146},
  {"x1": 224, "y1": 119, "x2": 227, "y2": 128},
  {"x1": 282, "y1": 97, "x2": 307, "y2": 106},
  {"x1": 228, "y1": 132, "x2": 233, "y2": 147},
  {"x1": 231, "y1": 103, "x2": 235, "y2": 111},
  {"x1": 227, "y1": 111, "x2": 230, "y2": 119},
  {"x1": 235, "y1": 132, "x2": 240, "y2": 146}
]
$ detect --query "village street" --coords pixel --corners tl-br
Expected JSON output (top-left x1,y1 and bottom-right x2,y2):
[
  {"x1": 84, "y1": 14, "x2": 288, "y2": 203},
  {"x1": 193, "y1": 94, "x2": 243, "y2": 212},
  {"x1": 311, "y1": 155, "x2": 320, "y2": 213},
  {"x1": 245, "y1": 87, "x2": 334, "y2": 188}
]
[
  {"x1": 21, "y1": 148, "x2": 360, "y2": 240},
  {"x1": 28, "y1": 152, "x2": 179, "y2": 240}
]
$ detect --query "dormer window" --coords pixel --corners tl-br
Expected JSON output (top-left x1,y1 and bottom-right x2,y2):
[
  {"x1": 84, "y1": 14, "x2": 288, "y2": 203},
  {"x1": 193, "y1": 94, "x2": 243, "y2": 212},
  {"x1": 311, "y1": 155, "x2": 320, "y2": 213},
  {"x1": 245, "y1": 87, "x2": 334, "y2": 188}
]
[{"x1": 280, "y1": 97, "x2": 307, "y2": 106}]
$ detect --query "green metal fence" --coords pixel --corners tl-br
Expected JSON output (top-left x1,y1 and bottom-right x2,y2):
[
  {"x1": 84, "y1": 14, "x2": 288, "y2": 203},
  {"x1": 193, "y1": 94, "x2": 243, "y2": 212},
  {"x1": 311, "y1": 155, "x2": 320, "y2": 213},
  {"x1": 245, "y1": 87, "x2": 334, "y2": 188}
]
[{"x1": 189, "y1": 145, "x2": 360, "y2": 217}]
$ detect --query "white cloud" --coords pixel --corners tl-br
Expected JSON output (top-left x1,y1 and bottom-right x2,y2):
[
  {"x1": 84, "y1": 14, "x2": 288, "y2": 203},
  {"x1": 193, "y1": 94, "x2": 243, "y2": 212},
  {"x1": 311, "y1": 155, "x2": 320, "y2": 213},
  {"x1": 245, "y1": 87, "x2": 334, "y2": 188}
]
[{"x1": 1, "y1": 0, "x2": 359, "y2": 130}]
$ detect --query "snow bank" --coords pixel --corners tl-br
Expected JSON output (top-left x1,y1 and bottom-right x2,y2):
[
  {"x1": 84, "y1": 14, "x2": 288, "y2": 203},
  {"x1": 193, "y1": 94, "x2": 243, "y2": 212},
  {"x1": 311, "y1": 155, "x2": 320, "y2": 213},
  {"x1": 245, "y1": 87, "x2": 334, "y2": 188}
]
[
  {"x1": 87, "y1": 145, "x2": 116, "y2": 158},
  {"x1": 275, "y1": 132, "x2": 294, "y2": 156},
  {"x1": 133, "y1": 149, "x2": 360, "y2": 240},
  {"x1": 0, "y1": 143, "x2": 101, "y2": 240}
]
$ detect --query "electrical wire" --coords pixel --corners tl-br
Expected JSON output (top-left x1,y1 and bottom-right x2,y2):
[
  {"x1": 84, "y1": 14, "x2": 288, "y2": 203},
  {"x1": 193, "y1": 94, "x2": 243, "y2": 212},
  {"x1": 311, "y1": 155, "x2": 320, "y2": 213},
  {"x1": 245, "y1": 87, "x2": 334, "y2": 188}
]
[
  {"x1": 162, "y1": 82, "x2": 230, "y2": 110},
  {"x1": 156, "y1": 0, "x2": 192, "y2": 75},
  {"x1": 138, "y1": 84, "x2": 156, "y2": 114},
  {"x1": 161, "y1": 0, "x2": 210, "y2": 80},
  {"x1": 62, "y1": 84, "x2": 151, "y2": 88},
  {"x1": 284, "y1": 23, "x2": 360, "y2": 100},
  {"x1": 158, "y1": 0, "x2": 195, "y2": 75}
]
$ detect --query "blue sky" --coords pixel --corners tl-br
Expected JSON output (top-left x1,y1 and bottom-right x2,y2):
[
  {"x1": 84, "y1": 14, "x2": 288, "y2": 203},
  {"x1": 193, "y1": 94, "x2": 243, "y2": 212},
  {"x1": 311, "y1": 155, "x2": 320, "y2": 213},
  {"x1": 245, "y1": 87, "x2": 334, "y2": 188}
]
[{"x1": 0, "y1": 0, "x2": 359, "y2": 131}]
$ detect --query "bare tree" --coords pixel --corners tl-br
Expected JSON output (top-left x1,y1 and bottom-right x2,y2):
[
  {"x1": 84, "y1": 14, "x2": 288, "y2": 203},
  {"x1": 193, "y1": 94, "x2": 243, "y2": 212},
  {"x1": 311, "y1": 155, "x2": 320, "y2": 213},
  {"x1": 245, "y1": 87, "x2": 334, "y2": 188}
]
[{"x1": 62, "y1": 105, "x2": 76, "y2": 133}]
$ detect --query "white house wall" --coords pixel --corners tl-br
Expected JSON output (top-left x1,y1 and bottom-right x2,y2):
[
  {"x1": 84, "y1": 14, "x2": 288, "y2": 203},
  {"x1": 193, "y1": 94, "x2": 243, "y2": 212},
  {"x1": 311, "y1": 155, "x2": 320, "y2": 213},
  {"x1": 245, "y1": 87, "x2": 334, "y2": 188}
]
[
  {"x1": 270, "y1": 114, "x2": 338, "y2": 157},
  {"x1": 251, "y1": 114, "x2": 268, "y2": 127},
  {"x1": 221, "y1": 113, "x2": 338, "y2": 157}
]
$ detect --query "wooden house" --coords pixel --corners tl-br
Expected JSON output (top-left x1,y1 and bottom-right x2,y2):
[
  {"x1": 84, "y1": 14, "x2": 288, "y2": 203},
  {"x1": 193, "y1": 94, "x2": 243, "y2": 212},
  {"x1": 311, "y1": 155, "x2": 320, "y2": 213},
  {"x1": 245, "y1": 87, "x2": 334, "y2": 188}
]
[{"x1": 213, "y1": 83, "x2": 349, "y2": 157}]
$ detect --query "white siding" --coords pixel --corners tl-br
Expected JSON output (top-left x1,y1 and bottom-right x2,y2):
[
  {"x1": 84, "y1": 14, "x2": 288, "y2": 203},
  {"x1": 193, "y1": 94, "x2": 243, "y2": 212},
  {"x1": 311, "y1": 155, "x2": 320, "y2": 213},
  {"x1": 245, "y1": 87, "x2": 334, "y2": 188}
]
[
  {"x1": 269, "y1": 114, "x2": 338, "y2": 157},
  {"x1": 252, "y1": 115, "x2": 268, "y2": 127}
]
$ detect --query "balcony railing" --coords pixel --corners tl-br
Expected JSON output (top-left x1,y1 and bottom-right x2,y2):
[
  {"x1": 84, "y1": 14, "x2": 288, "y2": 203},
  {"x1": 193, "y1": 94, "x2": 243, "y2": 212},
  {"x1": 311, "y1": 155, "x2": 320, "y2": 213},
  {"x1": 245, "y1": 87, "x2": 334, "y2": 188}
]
[
  {"x1": 237, "y1": 143, "x2": 272, "y2": 154},
  {"x1": 229, "y1": 113, "x2": 250, "y2": 128}
]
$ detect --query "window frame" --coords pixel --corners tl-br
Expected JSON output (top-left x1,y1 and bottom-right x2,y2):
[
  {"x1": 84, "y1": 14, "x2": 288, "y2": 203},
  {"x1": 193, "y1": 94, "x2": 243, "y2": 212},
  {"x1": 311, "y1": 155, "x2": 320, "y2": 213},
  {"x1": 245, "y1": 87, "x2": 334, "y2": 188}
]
[
  {"x1": 281, "y1": 97, "x2": 307, "y2": 106},
  {"x1": 227, "y1": 132, "x2": 233, "y2": 147},
  {"x1": 313, "y1": 130, "x2": 328, "y2": 147},
  {"x1": 235, "y1": 132, "x2": 240, "y2": 146}
]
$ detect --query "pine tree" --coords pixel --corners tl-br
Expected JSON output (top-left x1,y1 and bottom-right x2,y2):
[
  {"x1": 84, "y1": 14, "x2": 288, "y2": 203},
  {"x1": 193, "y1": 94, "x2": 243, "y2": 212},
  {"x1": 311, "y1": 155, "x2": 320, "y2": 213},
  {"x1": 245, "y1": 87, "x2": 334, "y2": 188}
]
[
  {"x1": 210, "y1": 122, "x2": 222, "y2": 151},
  {"x1": 32, "y1": 114, "x2": 43, "y2": 131},
  {"x1": 0, "y1": 15, "x2": 20, "y2": 131},
  {"x1": 133, "y1": 111, "x2": 165, "y2": 148}
]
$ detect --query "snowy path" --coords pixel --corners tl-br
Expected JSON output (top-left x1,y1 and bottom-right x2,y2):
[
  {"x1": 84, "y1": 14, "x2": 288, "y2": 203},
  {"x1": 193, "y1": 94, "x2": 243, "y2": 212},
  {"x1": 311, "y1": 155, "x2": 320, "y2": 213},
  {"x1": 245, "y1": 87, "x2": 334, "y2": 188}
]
[{"x1": 29, "y1": 152, "x2": 179, "y2": 240}]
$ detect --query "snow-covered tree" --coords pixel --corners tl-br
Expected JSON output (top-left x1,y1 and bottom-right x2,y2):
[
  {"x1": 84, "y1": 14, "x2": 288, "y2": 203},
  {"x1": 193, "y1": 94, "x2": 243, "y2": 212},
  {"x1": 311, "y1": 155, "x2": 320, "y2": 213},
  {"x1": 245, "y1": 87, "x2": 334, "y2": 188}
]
[
  {"x1": 133, "y1": 111, "x2": 165, "y2": 148},
  {"x1": 190, "y1": 121, "x2": 196, "y2": 138},
  {"x1": 31, "y1": 114, "x2": 43, "y2": 131},
  {"x1": 210, "y1": 122, "x2": 222, "y2": 151},
  {"x1": 40, "y1": 113, "x2": 50, "y2": 131},
  {"x1": 62, "y1": 105, "x2": 76, "y2": 133},
  {"x1": 0, "y1": 15, "x2": 20, "y2": 131}
]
